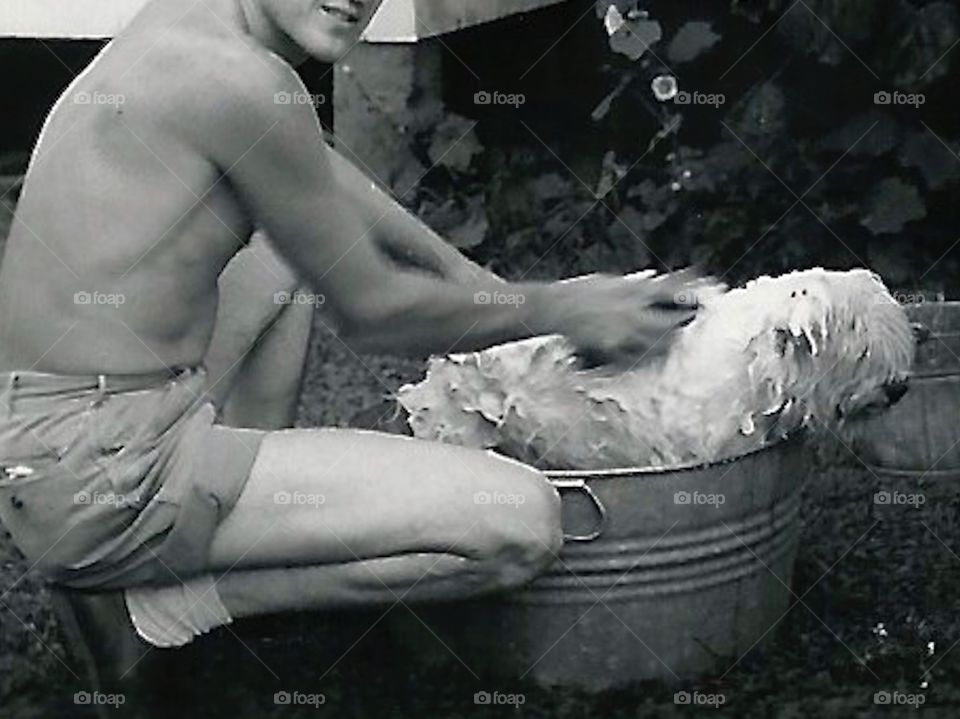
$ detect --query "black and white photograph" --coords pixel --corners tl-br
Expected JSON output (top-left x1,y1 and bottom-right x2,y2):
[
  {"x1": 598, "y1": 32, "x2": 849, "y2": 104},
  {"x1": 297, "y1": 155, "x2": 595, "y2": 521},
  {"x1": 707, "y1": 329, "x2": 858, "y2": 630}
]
[{"x1": 0, "y1": 0, "x2": 958, "y2": 716}]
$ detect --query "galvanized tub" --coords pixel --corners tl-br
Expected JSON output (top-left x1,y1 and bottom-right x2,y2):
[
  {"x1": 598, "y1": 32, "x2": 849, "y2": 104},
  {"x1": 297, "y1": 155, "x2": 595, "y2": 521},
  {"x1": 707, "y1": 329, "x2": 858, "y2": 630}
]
[
  {"x1": 854, "y1": 301, "x2": 960, "y2": 480},
  {"x1": 393, "y1": 435, "x2": 808, "y2": 691}
]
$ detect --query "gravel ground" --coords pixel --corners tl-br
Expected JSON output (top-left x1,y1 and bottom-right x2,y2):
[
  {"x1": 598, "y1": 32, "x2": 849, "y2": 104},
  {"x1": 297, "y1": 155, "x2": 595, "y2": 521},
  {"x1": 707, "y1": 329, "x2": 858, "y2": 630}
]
[{"x1": 3, "y1": 315, "x2": 960, "y2": 717}]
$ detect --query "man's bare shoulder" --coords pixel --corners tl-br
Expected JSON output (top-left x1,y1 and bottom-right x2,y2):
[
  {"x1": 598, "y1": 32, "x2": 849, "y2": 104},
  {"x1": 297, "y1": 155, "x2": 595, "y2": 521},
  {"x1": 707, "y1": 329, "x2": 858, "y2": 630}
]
[
  {"x1": 124, "y1": 28, "x2": 303, "y2": 114},
  {"x1": 105, "y1": 28, "x2": 316, "y2": 165}
]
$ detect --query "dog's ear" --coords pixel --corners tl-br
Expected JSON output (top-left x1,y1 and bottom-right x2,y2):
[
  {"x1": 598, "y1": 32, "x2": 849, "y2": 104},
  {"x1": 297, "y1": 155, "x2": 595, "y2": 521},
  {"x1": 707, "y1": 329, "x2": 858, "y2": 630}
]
[{"x1": 838, "y1": 378, "x2": 910, "y2": 422}]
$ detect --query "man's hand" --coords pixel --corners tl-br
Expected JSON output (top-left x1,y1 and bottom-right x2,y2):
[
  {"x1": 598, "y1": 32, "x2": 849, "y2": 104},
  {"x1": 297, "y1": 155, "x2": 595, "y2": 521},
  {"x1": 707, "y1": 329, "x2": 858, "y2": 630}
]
[{"x1": 540, "y1": 269, "x2": 721, "y2": 366}]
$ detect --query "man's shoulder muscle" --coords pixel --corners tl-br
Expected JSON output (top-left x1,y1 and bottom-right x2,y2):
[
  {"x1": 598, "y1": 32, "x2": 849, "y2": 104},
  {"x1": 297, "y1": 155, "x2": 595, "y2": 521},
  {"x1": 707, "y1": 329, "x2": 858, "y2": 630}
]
[{"x1": 148, "y1": 36, "x2": 310, "y2": 161}]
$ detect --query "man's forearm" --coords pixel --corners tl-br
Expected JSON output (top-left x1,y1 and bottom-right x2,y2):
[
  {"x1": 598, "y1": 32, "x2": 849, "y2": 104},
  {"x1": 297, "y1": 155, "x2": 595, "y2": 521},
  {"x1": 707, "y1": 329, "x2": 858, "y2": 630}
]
[
  {"x1": 342, "y1": 270, "x2": 557, "y2": 356},
  {"x1": 326, "y1": 144, "x2": 494, "y2": 282}
]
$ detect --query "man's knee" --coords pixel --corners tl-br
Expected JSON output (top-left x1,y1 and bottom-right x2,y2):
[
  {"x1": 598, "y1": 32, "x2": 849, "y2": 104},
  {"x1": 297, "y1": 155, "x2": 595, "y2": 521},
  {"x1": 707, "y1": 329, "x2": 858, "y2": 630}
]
[{"x1": 468, "y1": 455, "x2": 563, "y2": 589}]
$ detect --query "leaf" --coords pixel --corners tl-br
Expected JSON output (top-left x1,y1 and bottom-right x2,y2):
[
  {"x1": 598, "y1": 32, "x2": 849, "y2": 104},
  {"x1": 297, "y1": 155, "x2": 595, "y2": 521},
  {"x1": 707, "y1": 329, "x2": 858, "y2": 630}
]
[
  {"x1": 598, "y1": 3, "x2": 663, "y2": 61},
  {"x1": 667, "y1": 21, "x2": 721, "y2": 63},
  {"x1": 603, "y1": 4, "x2": 625, "y2": 35},
  {"x1": 731, "y1": 0, "x2": 790, "y2": 23},
  {"x1": 610, "y1": 18, "x2": 663, "y2": 61},
  {"x1": 818, "y1": 111, "x2": 900, "y2": 157},
  {"x1": 607, "y1": 205, "x2": 655, "y2": 246},
  {"x1": 427, "y1": 115, "x2": 482, "y2": 173},
  {"x1": 594, "y1": 0, "x2": 636, "y2": 21},
  {"x1": 504, "y1": 228, "x2": 538, "y2": 254},
  {"x1": 891, "y1": 2, "x2": 960, "y2": 86},
  {"x1": 530, "y1": 172, "x2": 576, "y2": 204},
  {"x1": 898, "y1": 131, "x2": 960, "y2": 190},
  {"x1": 777, "y1": 0, "x2": 875, "y2": 66},
  {"x1": 595, "y1": 150, "x2": 628, "y2": 199},
  {"x1": 448, "y1": 197, "x2": 489, "y2": 249},
  {"x1": 591, "y1": 73, "x2": 635, "y2": 121},
  {"x1": 860, "y1": 178, "x2": 927, "y2": 235},
  {"x1": 726, "y1": 81, "x2": 786, "y2": 139}
]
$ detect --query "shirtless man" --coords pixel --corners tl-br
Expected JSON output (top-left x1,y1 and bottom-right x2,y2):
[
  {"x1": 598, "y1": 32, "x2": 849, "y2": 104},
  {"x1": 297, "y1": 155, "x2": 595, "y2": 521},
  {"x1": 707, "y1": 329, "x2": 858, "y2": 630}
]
[{"x1": 0, "y1": 0, "x2": 703, "y2": 694}]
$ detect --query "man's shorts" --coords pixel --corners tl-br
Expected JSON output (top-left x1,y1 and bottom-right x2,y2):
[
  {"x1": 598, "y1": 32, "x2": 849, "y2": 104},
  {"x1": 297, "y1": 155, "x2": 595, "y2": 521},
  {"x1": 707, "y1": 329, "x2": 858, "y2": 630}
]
[{"x1": 0, "y1": 367, "x2": 266, "y2": 589}]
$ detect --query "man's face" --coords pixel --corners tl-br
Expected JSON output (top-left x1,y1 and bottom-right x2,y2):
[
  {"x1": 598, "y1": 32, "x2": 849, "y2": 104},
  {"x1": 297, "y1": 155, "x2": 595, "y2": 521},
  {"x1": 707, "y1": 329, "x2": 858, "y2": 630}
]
[{"x1": 261, "y1": 0, "x2": 385, "y2": 63}]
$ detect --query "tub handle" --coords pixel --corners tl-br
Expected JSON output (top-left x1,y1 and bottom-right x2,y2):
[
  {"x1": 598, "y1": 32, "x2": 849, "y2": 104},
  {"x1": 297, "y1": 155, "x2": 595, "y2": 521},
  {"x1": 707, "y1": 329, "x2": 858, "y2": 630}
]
[{"x1": 548, "y1": 478, "x2": 607, "y2": 542}]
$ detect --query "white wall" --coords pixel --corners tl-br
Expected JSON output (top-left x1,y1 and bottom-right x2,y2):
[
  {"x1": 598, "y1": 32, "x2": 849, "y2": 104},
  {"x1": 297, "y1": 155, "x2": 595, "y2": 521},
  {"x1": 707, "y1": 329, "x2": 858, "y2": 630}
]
[
  {"x1": 0, "y1": 0, "x2": 566, "y2": 41},
  {"x1": 0, "y1": 0, "x2": 145, "y2": 38}
]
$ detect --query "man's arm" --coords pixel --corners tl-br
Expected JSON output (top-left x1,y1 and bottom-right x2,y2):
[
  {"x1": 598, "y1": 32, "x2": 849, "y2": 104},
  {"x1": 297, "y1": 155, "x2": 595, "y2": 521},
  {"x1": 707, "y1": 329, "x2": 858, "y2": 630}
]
[
  {"x1": 324, "y1": 145, "x2": 502, "y2": 284},
  {"x1": 186, "y1": 55, "x2": 548, "y2": 356}
]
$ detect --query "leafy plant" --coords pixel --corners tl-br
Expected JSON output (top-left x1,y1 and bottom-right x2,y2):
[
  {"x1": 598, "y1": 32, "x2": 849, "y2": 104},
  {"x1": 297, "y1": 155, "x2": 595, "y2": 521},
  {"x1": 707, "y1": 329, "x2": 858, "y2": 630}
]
[{"x1": 428, "y1": 0, "x2": 959, "y2": 293}]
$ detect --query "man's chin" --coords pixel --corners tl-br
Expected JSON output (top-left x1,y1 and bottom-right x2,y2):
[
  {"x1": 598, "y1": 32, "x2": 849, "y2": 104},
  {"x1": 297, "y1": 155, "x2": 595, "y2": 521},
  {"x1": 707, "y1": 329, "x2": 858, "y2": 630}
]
[{"x1": 301, "y1": 37, "x2": 358, "y2": 65}]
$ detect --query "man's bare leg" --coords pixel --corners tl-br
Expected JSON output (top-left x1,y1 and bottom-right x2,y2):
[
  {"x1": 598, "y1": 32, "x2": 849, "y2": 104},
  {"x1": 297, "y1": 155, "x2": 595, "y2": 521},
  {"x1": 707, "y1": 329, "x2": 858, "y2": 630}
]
[
  {"x1": 198, "y1": 241, "x2": 561, "y2": 616},
  {"x1": 209, "y1": 430, "x2": 562, "y2": 617},
  {"x1": 218, "y1": 292, "x2": 313, "y2": 429},
  {"x1": 203, "y1": 232, "x2": 313, "y2": 429}
]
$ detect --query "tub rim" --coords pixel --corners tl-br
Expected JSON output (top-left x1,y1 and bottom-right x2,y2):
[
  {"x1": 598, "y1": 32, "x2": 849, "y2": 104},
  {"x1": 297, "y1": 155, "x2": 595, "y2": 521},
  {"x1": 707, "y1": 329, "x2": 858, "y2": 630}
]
[{"x1": 542, "y1": 431, "x2": 806, "y2": 481}]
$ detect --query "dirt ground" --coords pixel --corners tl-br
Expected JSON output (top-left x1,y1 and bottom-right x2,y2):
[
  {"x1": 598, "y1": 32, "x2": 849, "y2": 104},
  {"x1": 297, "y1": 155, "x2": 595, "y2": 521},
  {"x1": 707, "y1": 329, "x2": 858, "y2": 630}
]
[{"x1": 3, "y1": 313, "x2": 960, "y2": 718}]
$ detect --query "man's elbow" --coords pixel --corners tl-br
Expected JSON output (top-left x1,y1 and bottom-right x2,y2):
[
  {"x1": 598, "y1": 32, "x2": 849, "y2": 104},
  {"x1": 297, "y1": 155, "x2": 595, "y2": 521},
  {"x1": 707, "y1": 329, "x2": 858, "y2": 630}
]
[
  {"x1": 333, "y1": 296, "x2": 399, "y2": 355},
  {"x1": 336, "y1": 304, "x2": 435, "y2": 357}
]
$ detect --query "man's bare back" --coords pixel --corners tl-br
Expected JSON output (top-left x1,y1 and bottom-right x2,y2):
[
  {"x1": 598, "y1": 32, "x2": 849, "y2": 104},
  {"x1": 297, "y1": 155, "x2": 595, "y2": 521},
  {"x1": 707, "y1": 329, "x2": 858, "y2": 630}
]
[{"x1": 0, "y1": 0, "x2": 287, "y2": 374}]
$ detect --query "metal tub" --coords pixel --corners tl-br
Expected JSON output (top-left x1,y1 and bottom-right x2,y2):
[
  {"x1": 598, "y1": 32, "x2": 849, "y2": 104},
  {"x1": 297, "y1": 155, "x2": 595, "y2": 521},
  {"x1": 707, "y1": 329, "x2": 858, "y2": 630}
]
[{"x1": 395, "y1": 436, "x2": 808, "y2": 691}]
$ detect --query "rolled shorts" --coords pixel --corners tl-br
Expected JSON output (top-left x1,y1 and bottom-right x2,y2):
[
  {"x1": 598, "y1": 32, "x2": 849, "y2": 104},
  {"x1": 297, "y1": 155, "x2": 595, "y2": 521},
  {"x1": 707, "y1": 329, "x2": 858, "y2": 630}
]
[{"x1": 0, "y1": 367, "x2": 266, "y2": 589}]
